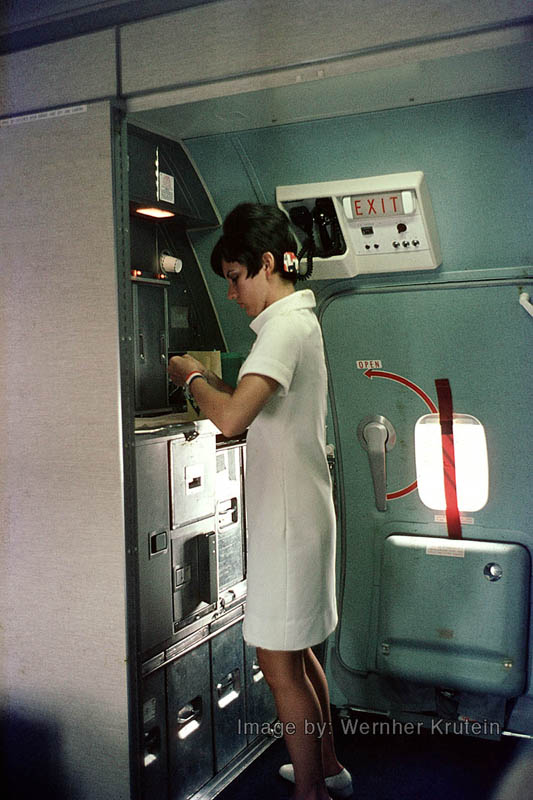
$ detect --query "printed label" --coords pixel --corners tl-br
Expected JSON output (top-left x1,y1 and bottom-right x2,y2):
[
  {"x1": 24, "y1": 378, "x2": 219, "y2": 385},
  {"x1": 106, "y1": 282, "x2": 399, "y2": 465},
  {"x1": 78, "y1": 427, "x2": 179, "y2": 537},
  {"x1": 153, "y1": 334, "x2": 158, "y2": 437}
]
[
  {"x1": 356, "y1": 359, "x2": 382, "y2": 369},
  {"x1": 0, "y1": 106, "x2": 87, "y2": 127},
  {"x1": 159, "y1": 171, "x2": 175, "y2": 204},
  {"x1": 434, "y1": 514, "x2": 474, "y2": 525},
  {"x1": 426, "y1": 546, "x2": 465, "y2": 558}
]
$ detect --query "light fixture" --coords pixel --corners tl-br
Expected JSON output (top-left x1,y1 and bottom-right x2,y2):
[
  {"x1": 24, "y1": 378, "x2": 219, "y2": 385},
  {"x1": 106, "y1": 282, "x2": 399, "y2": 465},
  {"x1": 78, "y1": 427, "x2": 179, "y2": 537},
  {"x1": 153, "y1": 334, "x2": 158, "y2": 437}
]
[
  {"x1": 415, "y1": 413, "x2": 489, "y2": 512},
  {"x1": 135, "y1": 207, "x2": 175, "y2": 219}
]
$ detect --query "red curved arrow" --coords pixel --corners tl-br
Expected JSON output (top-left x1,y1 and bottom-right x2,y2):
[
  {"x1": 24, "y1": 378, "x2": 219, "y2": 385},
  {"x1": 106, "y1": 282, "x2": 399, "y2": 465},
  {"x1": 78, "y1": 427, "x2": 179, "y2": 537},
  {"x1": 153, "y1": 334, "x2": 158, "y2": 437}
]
[
  {"x1": 364, "y1": 369, "x2": 438, "y2": 413},
  {"x1": 363, "y1": 369, "x2": 437, "y2": 501},
  {"x1": 386, "y1": 480, "x2": 418, "y2": 500}
]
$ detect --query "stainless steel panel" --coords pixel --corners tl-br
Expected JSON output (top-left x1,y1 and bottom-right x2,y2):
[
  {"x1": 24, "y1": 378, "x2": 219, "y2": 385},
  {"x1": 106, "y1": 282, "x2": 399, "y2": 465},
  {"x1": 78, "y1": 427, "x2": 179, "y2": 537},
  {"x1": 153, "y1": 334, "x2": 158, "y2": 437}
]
[
  {"x1": 171, "y1": 518, "x2": 218, "y2": 631},
  {"x1": 216, "y1": 445, "x2": 246, "y2": 592},
  {"x1": 136, "y1": 440, "x2": 173, "y2": 652},
  {"x1": 138, "y1": 527, "x2": 173, "y2": 653},
  {"x1": 377, "y1": 534, "x2": 530, "y2": 696},
  {"x1": 136, "y1": 440, "x2": 170, "y2": 534},
  {"x1": 170, "y1": 432, "x2": 216, "y2": 528}
]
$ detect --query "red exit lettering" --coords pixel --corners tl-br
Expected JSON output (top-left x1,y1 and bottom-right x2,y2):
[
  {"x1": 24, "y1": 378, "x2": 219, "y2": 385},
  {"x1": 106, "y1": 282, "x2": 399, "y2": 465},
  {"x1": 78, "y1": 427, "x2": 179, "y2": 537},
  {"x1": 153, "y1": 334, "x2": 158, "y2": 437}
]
[{"x1": 352, "y1": 193, "x2": 402, "y2": 217}]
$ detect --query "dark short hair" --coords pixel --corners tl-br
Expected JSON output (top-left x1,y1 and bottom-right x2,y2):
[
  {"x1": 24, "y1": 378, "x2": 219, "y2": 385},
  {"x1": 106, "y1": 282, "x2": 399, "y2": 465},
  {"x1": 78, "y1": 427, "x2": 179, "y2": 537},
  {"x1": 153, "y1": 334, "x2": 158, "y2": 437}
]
[{"x1": 210, "y1": 203, "x2": 298, "y2": 284}]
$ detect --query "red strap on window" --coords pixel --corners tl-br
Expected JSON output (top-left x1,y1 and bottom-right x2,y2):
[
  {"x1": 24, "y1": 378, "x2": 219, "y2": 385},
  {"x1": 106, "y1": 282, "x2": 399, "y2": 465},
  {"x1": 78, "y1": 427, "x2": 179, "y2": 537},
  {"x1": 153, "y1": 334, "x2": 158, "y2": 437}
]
[{"x1": 435, "y1": 379, "x2": 462, "y2": 539}]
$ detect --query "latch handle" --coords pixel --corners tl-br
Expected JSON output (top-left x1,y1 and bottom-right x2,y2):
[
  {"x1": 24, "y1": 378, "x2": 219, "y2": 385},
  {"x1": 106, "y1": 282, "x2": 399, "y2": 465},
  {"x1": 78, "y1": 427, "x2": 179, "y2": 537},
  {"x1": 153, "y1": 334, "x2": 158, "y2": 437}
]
[{"x1": 357, "y1": 415, "x2": 396, "y2": 511}]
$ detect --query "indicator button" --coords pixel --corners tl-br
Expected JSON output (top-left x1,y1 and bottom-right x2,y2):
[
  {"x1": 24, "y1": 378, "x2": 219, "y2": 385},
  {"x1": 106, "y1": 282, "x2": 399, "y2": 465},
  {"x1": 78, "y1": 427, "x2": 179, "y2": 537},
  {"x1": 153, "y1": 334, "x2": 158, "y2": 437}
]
[
  {"x1": 393, "y1": 241, "x2": 400, "y2": 249},
  {"x1": 402, "y1": 241, "x2": 410, "y2": 247},
  {"x1": 374, "y1": 244, "x2": 379, "y2": 249},
  {"x1": 412, "y1": 239, "x2": 420, "y2": 247},
  {"x1": 397, "y1": 223, "x2": 407, "y2": 233}
]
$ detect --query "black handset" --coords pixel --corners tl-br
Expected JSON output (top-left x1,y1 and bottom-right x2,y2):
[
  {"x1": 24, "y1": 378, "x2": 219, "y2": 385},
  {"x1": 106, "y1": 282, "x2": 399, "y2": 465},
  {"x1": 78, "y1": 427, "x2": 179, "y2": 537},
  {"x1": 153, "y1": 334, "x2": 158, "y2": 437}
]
[
  {"x1": 289, "y1": 205, "x2": 313, "y2": 236},
  {"x1": 313, "y1": 197, "x2": 346, "y2": 256},
  {"x1": 288, "y1": 205, "x2": 315, "y2": 278},
  {"x1": 313, "y1": 199, "x2": 333, "y2": 254}
]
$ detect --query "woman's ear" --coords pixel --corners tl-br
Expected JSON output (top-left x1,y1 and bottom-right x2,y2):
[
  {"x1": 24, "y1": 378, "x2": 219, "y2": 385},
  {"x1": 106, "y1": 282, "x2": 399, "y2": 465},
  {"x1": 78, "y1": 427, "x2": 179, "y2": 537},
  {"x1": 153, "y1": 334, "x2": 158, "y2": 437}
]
[{"x1": 262, "y1": 251, "x2": 276, "y2": 277}]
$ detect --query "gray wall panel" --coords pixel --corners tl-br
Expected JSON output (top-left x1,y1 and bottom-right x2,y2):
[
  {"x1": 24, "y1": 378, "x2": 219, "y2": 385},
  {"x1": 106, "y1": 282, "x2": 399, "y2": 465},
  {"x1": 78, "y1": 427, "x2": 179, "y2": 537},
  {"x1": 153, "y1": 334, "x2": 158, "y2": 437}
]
[
  {"x1": 120, "y1": 0, "x2": 530, "y2": 97},
  {"x1": 0, "y1": 29, "x2": 117, "y2": 115},
  {"x1": 0, "y1": 101, "x2": 130, "y2": 799}
]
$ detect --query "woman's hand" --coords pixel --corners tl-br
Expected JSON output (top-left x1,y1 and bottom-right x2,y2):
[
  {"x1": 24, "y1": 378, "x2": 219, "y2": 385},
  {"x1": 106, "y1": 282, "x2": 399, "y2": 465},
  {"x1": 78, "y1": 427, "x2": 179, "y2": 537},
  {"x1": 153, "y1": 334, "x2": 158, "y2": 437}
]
[{"x1": 168, "y1": 354, "x2": 205, "y2": 385}]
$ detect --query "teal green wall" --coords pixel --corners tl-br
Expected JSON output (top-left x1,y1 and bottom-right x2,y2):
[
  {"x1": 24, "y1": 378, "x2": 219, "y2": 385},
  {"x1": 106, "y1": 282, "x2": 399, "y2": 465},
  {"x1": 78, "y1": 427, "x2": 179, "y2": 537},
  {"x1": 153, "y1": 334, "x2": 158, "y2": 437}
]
[{"x1": 186, "y1": 89, "x2": 532, "y2": 354}]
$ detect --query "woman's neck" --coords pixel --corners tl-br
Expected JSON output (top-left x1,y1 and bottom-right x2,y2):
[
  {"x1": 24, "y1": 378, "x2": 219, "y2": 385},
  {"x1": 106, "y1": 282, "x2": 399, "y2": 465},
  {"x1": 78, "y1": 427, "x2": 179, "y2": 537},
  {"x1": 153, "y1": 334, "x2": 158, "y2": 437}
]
[{"x1": 265, "y1": 279, "x2": 295, "y2": 309}]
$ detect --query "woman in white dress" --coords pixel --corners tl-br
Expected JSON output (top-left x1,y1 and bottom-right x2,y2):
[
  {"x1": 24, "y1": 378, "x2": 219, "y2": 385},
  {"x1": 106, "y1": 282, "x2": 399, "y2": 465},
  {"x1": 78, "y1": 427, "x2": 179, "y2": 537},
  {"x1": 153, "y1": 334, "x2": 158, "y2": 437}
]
[{"x1": 168, "y1": 203, "x2": 352, "y2": 800}]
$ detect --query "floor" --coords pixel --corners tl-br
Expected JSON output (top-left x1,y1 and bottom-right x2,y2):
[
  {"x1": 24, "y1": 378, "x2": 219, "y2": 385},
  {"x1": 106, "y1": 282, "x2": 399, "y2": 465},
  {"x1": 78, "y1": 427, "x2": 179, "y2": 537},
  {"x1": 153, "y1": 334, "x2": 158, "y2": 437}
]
[{"x1": 216, "y1": 712, "x2": 524, "y2": 800}]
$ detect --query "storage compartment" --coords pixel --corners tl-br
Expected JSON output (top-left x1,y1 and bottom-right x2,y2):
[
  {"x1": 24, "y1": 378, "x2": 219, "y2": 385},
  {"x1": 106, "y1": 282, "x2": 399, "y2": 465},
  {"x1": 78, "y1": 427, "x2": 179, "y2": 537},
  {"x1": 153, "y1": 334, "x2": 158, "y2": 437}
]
[
  {"x1": 210, "y1": 621, "x2": 247, "y2": 770},
  {"x1": 244, "y1": 642, "x2": 277, "y2": 742},
  {"x1": 128, "y1": 124, "x2": 221, "y2": 227},
  {"x1": 141, "y1": 669, "x2": 168, "y2": 800},
  {"x1": 135, "y1": 439, "x2": 173, "y2": 653},
  {"x1": 216, "y1": 445, "x2": 246, "y2": 593},
  {"x1": 133, "y1": 280, "x2": 169, "y2": 413},
  {"x1": 136, "y1": 439, "x2": 170, "y2": 533},
  {"x1": 376, "y1": 534, "x2": 530, "y2": 696},
  {"x1": 167, "y1": 641, "x2": 214, "y2": 800},
  {"x1": 171, "y1": 519, "x2": 218, "y2": 631},
  {"x1": 170, "y1": 431, "x2": 216, "y2": 528}
]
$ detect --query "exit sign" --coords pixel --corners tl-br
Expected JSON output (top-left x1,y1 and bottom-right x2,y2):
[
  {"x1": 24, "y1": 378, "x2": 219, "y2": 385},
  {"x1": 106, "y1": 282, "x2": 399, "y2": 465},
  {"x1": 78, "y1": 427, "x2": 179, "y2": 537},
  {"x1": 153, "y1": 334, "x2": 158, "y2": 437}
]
[{"x1": 343, "y1": 190, "x2": 415, "y2": 219}]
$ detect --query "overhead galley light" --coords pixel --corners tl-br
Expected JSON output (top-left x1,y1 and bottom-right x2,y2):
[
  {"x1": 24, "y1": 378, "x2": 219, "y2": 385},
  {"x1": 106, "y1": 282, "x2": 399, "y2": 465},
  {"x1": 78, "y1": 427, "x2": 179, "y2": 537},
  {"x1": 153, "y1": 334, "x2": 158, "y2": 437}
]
[{"x1": 415, "y1": 413, "x2": 489, "y2": 512}]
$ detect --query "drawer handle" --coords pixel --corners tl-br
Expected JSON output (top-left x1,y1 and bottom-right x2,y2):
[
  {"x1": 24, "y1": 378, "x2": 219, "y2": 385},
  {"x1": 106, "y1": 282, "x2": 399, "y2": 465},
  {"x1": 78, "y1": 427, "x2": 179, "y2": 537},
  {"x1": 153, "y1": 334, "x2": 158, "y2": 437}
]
[
  {"x1": 218, "y1": 498, "x2": 238, "y2": 529},
  {"x1": 252, "y1": 661, "x2": 265, "y2": 684},
  {"x1": 177, "y1": 697, "x2": 202, "y2": 740},
  {"x1": 216, "y1": 669, "x2": 241, "y2": 709},
  {"x1": 143, "y1": 726, "x2": 161, "y2": 767}
]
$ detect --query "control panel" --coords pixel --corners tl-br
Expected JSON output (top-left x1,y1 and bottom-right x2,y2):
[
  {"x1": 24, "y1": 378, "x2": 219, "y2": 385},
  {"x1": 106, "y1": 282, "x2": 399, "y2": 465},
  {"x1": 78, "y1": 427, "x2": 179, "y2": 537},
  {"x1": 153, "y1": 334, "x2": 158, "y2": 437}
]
[{"x1": 277, "y1": 171, "x2": 442, "y2": 279}]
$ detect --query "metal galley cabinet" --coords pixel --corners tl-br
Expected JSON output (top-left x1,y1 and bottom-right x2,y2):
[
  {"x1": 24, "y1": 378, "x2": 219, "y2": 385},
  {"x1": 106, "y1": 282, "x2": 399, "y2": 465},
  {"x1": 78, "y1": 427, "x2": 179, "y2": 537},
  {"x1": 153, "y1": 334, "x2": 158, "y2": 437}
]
[{"x1": 124, "y1": 123, "x2": 277, "y2": 800}]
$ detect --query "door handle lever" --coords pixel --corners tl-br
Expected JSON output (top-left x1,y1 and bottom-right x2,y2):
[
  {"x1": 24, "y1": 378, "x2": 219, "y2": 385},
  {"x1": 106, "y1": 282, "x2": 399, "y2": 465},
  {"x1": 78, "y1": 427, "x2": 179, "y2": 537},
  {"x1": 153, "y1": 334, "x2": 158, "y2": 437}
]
[{"x1": 357, "y1": 415, "x2": 396, "y2": 511}]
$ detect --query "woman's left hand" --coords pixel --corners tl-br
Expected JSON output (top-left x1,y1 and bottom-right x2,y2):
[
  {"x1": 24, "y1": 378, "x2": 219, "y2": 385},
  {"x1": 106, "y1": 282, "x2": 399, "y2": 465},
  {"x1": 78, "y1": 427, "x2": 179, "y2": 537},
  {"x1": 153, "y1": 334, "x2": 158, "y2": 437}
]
[{"x1": 168, "y1": 354, "x2": 205, "y2": 385}]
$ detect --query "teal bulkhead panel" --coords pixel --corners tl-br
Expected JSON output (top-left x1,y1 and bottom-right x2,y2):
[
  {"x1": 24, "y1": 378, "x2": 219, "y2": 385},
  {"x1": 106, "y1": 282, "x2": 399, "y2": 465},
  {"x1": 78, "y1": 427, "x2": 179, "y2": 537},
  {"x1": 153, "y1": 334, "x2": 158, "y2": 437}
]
[
  {"x1": 320, "y1": 279, "x2": 533, "y2": 687},
  {"x1": 185, "y1": 89, "x2": 533, "y2": 355}
]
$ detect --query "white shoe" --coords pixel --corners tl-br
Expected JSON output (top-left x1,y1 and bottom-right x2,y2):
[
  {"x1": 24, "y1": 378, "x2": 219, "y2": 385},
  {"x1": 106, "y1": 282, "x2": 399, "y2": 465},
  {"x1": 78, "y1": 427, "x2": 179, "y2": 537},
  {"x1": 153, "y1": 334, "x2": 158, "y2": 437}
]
[{"x1": 278, "y1": 764, "x2": 353, "y2": 798}]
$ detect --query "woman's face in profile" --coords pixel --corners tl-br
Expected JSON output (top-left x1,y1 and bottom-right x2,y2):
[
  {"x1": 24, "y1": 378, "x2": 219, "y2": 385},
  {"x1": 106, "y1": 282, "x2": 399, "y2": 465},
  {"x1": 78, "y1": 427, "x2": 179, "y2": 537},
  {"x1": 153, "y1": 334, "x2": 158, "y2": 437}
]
[{"x1": 222, "y1": 259, "x2": 269, "y2": 317}]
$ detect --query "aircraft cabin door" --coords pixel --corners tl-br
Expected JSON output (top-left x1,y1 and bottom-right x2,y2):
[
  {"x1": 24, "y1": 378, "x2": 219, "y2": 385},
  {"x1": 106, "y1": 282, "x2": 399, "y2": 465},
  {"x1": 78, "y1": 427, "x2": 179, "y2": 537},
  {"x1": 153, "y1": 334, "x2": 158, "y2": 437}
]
[{"x1": 319, "y1": 274, "x2": 533, "y2": 735}]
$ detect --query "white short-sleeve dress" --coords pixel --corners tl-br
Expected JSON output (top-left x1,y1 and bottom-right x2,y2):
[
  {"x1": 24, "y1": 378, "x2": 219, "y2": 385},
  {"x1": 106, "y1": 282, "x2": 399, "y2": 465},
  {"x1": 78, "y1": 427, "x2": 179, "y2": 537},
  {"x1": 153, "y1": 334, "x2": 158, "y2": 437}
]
[{"x1": 238, "y1": 289, "x2": 338, "y2": 651}]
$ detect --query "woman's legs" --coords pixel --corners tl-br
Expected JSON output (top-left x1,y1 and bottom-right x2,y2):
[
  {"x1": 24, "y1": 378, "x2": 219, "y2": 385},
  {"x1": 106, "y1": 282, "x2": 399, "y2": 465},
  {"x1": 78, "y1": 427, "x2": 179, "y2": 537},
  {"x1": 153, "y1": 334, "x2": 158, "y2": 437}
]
[
  {"x1": 256, "y1": 647, "x2": 331, "y2": 800},
  {"x1": 302, "y1": 648, "x2": 344, "y2": 778}
]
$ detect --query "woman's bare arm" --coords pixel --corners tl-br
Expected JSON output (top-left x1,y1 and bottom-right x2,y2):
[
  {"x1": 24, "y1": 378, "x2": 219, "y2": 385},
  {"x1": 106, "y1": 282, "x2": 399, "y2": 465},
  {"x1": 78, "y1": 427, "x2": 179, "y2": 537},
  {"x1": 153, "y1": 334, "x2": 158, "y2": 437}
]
[
  {"x1": 186, "y1": 373, "x2": 278, "y2": 437},
  {"x1": 203, "y1": 369, "x2": 235, "y2": 395},
  {"x1": 168, "y1": 355, "x2": 278, "y2": 436}
]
